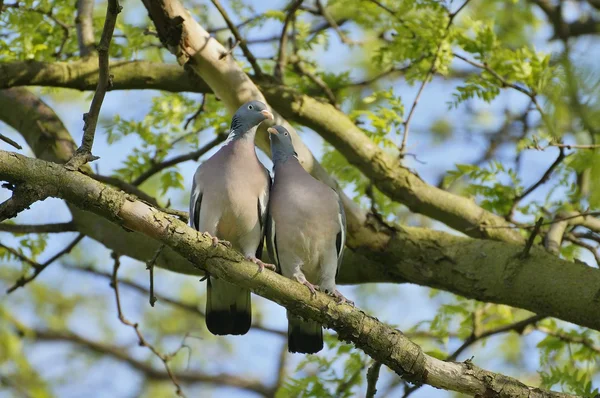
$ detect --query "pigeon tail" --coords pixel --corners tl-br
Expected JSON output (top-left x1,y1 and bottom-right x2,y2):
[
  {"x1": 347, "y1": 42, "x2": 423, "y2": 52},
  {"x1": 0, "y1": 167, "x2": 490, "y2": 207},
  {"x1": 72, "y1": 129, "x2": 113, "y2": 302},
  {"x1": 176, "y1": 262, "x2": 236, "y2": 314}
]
[
  {"x1": 287, "y1": 311, "x2": 323, "y2": 354},
  {"x1": 206, "y1": 277, "x2": 251, "y2": 335}
]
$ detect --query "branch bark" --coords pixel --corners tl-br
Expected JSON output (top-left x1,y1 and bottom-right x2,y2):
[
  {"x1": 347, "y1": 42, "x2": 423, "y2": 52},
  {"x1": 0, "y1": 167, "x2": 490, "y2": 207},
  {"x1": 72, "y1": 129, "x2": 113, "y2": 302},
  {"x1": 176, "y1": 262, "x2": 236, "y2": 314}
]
[{"x1": 0, "y1": 150, "x2": 575, "y2": 398}]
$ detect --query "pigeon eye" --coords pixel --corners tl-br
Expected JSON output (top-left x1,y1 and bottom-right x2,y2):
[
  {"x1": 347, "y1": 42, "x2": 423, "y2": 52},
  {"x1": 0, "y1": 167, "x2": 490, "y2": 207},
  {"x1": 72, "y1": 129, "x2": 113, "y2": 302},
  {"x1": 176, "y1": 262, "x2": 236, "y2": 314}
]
[
  {"x1": 248, "y1": 105, "x2": 253, "y2": 110},
  {"x1": 284, "y1": 132, "x2": 289, "y2": 136}
]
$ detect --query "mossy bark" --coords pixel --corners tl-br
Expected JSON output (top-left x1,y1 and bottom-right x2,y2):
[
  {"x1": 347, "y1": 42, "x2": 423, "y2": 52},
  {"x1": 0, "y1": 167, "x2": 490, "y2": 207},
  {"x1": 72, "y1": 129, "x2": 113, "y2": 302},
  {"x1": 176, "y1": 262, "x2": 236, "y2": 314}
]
[{"x1": 0, "y1": 150, "x2": 576, "y2": 398}]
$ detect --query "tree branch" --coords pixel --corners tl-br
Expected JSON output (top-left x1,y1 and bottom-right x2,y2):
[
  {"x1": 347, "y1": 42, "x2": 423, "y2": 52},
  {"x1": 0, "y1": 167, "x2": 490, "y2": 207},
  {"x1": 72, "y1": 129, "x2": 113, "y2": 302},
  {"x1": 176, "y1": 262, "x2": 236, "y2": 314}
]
[
  {"x1": 131, "y1": 132, "x2": 227, "y2": 186},
  {"x1": 23, "y1": 327, "x2": 273, "y2": 395},
  {"x1": 208, "y1": 0, "x2": 263, "y2": 77},
  {"x1": 6, "y1": 233, "x2": 84, "y2": 293},
  {"x1": 111, "y1": 252, "x2": 186, "y2": 397},
  {"x1": 0, "y1": 149, "x2": 581, "y2": 397},
  {"x1": 0, "y1": 222, "x2": 77, "y2": 233},
  {"x1": 66, "y1": 0, "x2": 121, "y2": 170},
  {"x1": 76, "y1": 0, "x2": 95, "y2": 56},
  {"x1": 64, "y1": 263, "x2": 285, "y2": 337},
  {"x1": 274, "y1": 0, "x2": 304, "y2": 82}
]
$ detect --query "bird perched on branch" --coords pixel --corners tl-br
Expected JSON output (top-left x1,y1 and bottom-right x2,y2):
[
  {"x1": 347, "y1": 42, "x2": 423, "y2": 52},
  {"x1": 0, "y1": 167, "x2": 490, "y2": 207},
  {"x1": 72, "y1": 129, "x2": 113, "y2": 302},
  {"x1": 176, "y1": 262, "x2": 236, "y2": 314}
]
[
  {"x1": 266, "y1": 125, "x2": 352, "y2": 354},
  {"x1": 189, "y1": 100, "x2": 275, "y2": 336}
]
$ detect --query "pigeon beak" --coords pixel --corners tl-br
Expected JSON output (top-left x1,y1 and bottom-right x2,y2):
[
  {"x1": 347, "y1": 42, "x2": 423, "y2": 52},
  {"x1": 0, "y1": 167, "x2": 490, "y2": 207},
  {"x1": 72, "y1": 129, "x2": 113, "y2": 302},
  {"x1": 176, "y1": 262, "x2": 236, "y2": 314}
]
[
  {"x1": 261, "y1": 110, "x2": 274, "y2": 120},
  {"x1": 267, "y1": 127, "x2": 279, "y2": 135}
]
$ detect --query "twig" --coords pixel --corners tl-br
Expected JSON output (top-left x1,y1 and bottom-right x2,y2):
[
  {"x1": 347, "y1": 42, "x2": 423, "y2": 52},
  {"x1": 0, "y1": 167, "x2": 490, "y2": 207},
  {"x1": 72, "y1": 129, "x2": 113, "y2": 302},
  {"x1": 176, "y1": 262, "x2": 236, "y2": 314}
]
[
  {"x1": 564, "y1": 233, "x2": 600, "y2": 266},
  {"x1": 65, "y1": 263, "x2": 286, "y2": 337},
  {"x1": 448, "y1": 314, "x2": 545, "y2": 361},
  {"x1": 508, "y1": 148, "x2": 566, "y2": 218},
  {"x1": 90, "y1": 173, "x2": 159, "y2": 206},
  {"x1": 366, "y1": 361, "x2": 382, "y2": 398},
  {"x1": 0, "y1": 222, "x2": 77, "y2": 234},
  {"x1": 132, "y1": 133, "x2": 227, "y2": 186},
  {"x1": 535, "y1": 325, "x2": 600, "y2": 354},
  {"x1": 399, "y1": 0, "x2": 471, "y2": 156},
  {"x1": 292, "y1": 59, "x2": 338, "y2": 107},
  {"x1": 315, "y1": 0, "x2": 353, "y2": 44},
  {"x1": 0, "y1": 133, "x2": 22, "y2": 150},
  {"x1": 218, "y1": 37, "x2": 239, "y2": 60},
  {"x1": 452, "y1": 52, "x2": 553, "y2": 133},
  {"x1": 399, "y1": 313, "x2": 545, "y2": 396},
  {"x1": 520, "y1": 217, "x2": 544, "y2": 259},
  {"x1": 183, "y1": 95, "x2": 207, "y2": 130},
  {"x1": 146, "y1": 245, "x2": 164, "y2": 307},
  {"x1": 274, "y1": 0, "x2": 304, "y2": 82},
  {"x1": 66, "y1": 0, "x2": 121, "y2": 171},
  {"x1": 6, "y1": 234, "x2": 84, "y2": 293},
  {"x1": 110, "y1": 252, "x2": 186, "y2": 397},
  {"x1": 209, "y1": 0, "x2": 263, "y2": 77},
  {"x1": 208, "y1": 13, "x2": 262, "y2": 34}
]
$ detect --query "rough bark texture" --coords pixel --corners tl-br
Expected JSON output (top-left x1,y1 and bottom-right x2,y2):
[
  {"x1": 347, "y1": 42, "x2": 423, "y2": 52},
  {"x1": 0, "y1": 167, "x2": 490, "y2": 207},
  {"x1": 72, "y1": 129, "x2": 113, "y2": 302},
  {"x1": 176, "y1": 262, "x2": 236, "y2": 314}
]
[
  {"x1": 0, "y1": 59, "x2": 210, "y2": 93},
  {"x1": 0, "y1": 150, "x2": 576, "y2": 398}
]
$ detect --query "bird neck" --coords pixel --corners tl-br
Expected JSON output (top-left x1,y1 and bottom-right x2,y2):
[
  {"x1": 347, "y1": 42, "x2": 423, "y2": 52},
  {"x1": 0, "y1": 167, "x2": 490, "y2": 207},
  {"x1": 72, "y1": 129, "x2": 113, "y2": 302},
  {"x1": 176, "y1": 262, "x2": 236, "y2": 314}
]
[
  {"x1": 225, "y1": 125, "x2": 258, "y2": 145},
  {"x1": 272, "y1": 150, "x2": 297, "y2": 166}
]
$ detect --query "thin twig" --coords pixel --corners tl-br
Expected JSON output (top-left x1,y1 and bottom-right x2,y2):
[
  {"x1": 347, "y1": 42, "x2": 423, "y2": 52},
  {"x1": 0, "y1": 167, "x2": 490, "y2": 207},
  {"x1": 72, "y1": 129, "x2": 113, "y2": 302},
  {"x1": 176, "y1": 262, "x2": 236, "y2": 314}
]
[
  {"x1": 508, "y1": 148, "x2": 566, "y2": 218},
  {"x1": 402, "y1": 313, "x2": 545, "y2": 397},
  {"x1": 292, "y1": 59, "x2": 338, "y2": 107},
  {"x1": 6, "y1": 234, "x2": 84, "y2": 293},
  {"x1": 400, "y1": 0, "x2": 471, "y2": 156},
  {"x1": 366, "y1": 361, "x2": 382, "y2": 398},
  {"x1": 564, "y1": 233, "x2": 600, "y2": 266},
  {"x1": 0, "y1": 133, "x2": 22, "y2": 149},
  {"x1": 520, "y1": 217, "x2": 544, "y2": 259},
  {"x1": 0, "y1": 222, "x2": 77, "y2": 234},
  {"x1": 132, "y1": 133, "x2": 227, "y2": 186},
  {"x1": 65, "y1": 263, "x2": 286, "y2": 337},
  {"x1": 274, "y1": 0, "x2": 304, "y2": 82},
  {"x1": 315, "y1": 0, "x2": 353, "y2": 44},
  {"x1": 183, "y1": 95, "x2": 207, "y2": 130},
  {"x1": 210, "y1": 0, "x2": 263, "y2": 77},
  {"x1": 66, "y1": 0, "x2": 121, "y2": 170},
  {"x1": 218, "y1": 37, "x2": 239, "y2": 60},
  {"x1": 452, "y1": 51, "x2": 553, "y2": 133},
  {"x1": 111, "y1": 252, "x2": 186, "y2": 397},
  {"x1": 146, "y1": 245, "x2": 164, "y2": 307},
  {"x1": 90, "y1": 173, "x2": 159, "y2": 206}
]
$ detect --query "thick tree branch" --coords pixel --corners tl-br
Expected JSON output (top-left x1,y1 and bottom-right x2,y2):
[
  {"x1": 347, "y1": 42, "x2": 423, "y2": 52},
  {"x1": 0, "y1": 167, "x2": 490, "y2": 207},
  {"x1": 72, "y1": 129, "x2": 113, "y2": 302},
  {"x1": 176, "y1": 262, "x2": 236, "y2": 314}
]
[
  {"x1": 0, "y1": 150, "x2": 575, "y2": 398},
  {"x1": 0, "y1": 59, "x2": 210, "y2": 93},
  {"x1": 261, "y1": 85, "x2": 524, "y2": 243}
]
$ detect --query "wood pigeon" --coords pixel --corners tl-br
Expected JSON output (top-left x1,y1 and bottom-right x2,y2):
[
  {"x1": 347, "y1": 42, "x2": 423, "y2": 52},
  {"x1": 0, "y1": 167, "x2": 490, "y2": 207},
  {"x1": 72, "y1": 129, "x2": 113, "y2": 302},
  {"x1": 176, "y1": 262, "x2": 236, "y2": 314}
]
[
  {"x1": 189, "y1": 100, "x2": 275, "y2": 336},
  {"x1": 266, "y1": 125, "x2": 352, "y2": 354}
]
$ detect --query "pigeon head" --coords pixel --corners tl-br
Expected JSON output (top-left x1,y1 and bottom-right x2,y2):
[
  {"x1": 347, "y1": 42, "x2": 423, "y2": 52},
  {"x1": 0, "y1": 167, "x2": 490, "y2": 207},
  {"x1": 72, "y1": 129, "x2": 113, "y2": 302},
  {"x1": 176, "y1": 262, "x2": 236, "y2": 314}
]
[
  {"x1": 268, "y1": 125, "x2": 298, "y2": 163},
  {"x1": 228, "y1": 100, "x2": 274, "y2": 140}
]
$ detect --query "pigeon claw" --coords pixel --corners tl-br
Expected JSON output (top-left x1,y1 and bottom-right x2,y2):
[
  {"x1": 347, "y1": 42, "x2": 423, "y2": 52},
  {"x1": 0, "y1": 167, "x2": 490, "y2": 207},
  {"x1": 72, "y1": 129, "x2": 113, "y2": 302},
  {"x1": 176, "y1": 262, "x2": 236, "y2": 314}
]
[
  {"x1": 330, "y1": 289, "x2": 354, "y2": 306},
  {"x1": 247, "y1": 256, "x2": 275, "y2": 272},
  {"x1": 302, "y1": 281, "x2": 319, "y2": 297},
  {"x1": 205, "y1": 233, "x2": 230, "y2": 248}
]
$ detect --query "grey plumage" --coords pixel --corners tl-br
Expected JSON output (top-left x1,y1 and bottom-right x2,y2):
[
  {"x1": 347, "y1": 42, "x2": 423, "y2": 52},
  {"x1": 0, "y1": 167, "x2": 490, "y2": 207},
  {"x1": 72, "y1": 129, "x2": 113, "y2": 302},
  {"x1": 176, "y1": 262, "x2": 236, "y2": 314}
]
[
  {"x1": 266, "y1": 125, "x2": 349, "y2": 354},
  {"x1": 189, "y1": 100, "x2": 274, "y2": 336}
]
